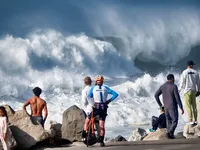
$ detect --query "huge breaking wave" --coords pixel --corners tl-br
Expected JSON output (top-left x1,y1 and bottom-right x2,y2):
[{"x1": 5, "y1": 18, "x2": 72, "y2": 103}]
[{"x1": 1, "y1": 1, "x2": 200, "y2": 138}]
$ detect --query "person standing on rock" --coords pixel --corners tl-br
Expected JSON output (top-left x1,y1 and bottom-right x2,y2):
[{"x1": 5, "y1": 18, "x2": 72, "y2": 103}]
[
  {"x1": 155, "y1": 74, "x2": 184, "y2": 139},
  {"x1": 179, "y1": 60, "x2": 200, "y2": 125},
  {"x1": 23, "y1": 87, "x2": 48, "y2": 128},
  {"x1": 81, "y1": 76, "x2": 94, "y2": 139},
  {"x1": 89, "y1": 75, "x2": 118, "y2": 146}
]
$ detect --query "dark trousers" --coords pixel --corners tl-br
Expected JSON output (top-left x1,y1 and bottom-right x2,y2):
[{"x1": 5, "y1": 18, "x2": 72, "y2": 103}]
[
  {"x1": 152, "y1": 116, "x2": 159, "y2": 130},
  {"x1": 165, "y1": 109, "x2": 178, "y2": 137}
]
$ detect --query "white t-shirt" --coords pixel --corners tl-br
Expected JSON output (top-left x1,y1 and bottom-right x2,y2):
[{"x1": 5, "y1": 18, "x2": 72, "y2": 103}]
[
  {"x1": 179, "y1": 68, "x2": 200, "y2": 93},
  {"x1": 81, "y1": 85, "x2": 94, "y2": 115}
]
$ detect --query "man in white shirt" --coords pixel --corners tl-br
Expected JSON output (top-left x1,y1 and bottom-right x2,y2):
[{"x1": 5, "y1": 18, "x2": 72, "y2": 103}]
[
  {"x1": 179, "y1": 60, "x2": 200, "y2": 125},
  {"x1": 81, "y1": 76, "x2": 94, "y2": 139}
]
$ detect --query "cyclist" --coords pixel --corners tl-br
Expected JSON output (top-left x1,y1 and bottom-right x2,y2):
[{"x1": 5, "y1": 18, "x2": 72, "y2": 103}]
[{"x1": 89, "y1": 75, "x2": 118, "y2": 146}]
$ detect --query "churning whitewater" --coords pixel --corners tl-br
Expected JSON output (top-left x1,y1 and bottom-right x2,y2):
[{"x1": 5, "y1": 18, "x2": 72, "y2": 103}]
[{"x1": 1, "y1": 0, "x2": 200, "y2": 138}]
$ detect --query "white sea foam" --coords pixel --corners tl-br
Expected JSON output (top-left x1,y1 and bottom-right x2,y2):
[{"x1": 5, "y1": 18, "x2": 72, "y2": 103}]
[{"x1": 0, "y1": 29, "x2": 198, "y2": 138}]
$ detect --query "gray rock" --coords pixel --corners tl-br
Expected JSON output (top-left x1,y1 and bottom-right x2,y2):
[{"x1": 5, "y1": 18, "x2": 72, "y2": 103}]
[
  {"x1": 114, "y1": 135, "x2": 127, "y2": 141},
  {"x1": 143, "y1": 128, "x2": 168, "y2": 141},
  {"x1": 8, "y1": 110, "x2": 51, "y2": 149},
  {"x1": 61, "y1": 105, "x2": 86, "y2": 142},
  {"x1": 45, "y1": 120, "x2": 62, "y2": 140},
  {"x1": 183, "y1": 124, "x2": 200, "y2": 138},
  {"x1": 128, "y1": 128, "x2": 147, "y2": 141}
]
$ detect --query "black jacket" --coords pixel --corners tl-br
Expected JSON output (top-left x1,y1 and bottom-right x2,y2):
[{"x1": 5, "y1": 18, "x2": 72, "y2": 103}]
[{"x1": 152, "y1": 113, "x2": 166, "y2": 130}]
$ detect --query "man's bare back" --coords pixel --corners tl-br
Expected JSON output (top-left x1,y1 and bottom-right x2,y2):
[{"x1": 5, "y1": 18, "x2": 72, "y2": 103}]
[
  {"x1": 23, "y1": 87, "x2": 48, "y2": 126},
  {"x1": 28, "y1": 96, "x2": 46, "y2": 116}
]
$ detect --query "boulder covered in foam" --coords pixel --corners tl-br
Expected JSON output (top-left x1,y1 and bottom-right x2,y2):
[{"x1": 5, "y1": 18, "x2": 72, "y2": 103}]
[
  {"x1": 4, "y1": 105, "x2": 52, "y2": 149},
  {"x1": 61, "y1": 105, "x2": 86, "y2": 142}
]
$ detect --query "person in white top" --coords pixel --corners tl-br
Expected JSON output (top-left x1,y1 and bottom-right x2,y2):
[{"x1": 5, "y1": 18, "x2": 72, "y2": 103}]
[
  {"x1": 81, "y1": 76, "x2": 94, "y2": 139},
  {"x1": 179, "y1": 60, "x2": 200, "y2": 125},
  {"x1": 0, "y1": 106, "x2": 10, "y2": 150}
]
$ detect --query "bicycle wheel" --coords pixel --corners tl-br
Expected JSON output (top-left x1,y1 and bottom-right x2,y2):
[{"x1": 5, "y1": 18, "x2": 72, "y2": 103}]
[
  {"x1": 83, "y1": 121, "x2": 100, "y2": 146},
  {"x1": 94, "y1": 118, "x2": 100, "y2": 139}
]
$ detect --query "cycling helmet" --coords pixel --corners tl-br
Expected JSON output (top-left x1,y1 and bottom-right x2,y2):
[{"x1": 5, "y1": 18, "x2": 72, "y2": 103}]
[{"x1": 95, "y1": 75, "x2": 104, "y2": 84}]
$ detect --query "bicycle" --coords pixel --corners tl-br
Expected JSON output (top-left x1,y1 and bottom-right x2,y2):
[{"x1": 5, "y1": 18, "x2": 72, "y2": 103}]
[{"x1": 83, "y1": 110, "x2": 100, "y2": 147}]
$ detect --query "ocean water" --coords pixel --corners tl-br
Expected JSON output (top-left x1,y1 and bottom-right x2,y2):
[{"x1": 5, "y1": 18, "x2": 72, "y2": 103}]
[{"x1": 0, "y1": 0, "x2": 200, "y2": 139}]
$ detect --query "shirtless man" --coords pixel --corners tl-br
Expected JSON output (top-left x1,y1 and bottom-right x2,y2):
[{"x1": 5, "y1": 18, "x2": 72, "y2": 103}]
[{"x1": 23, "y1": 87, "x2": 48, "y2": 127}]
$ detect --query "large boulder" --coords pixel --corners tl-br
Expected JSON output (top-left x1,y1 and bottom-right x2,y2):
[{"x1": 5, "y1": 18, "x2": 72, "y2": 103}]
[
  {"x1": 128, "y1": 128, "x2": 147, "y2": 141},
  {"x1": 45, "y1": 120, "x2": 62, "y2": 140},
  {"x1": 143, "y1": 128, "x2": 168, "y2": 141},
  {"x1": 61, "y1": 105, "x2": 86, "y2": 142},
  {"x1": 8, "y1": 110, "x2": 51, "y2": 149},
  {"x1": 183, "y1": 124, "x2": 200, "y2": 138}
]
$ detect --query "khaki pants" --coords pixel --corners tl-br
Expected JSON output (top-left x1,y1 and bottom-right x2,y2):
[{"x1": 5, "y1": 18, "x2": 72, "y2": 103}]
[{"x1": 184, "y1": 91, "x2": 197, "y2": 121}]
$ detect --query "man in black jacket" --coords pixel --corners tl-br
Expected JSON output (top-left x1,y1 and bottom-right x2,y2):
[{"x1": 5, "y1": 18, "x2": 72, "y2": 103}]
[{"x1": 155, "y1": 74, "x2": 184, "y2": 139}]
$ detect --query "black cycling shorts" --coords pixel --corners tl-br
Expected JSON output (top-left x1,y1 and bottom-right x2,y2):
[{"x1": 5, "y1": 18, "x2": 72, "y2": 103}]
[{"x1": 88, "y1": 103, "x2": 108, "y2": 121}]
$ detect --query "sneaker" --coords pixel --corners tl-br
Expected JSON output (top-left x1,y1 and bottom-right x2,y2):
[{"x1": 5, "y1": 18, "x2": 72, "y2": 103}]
[
  {"x1": 149, "y1": 128, "x2": 155, "y2": 132},
  {"x1": 99, "y1": 136, "x2": 105, "y2": 146},
  {"x1": 190, "y1": 122, "x2": 194, "y2": 125},
  {"x1": 187, "y1": 122, "x2": 197, "y2": 127},
  {"x1": 167, "y1": 133, "x2": 175, "y2": 139},
  {"x1": 194, "y1": 121, "x2": 198, "y2": 125},
  {"x1": 187, "y1": 122, "x2": 194, "y2": 125}
]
